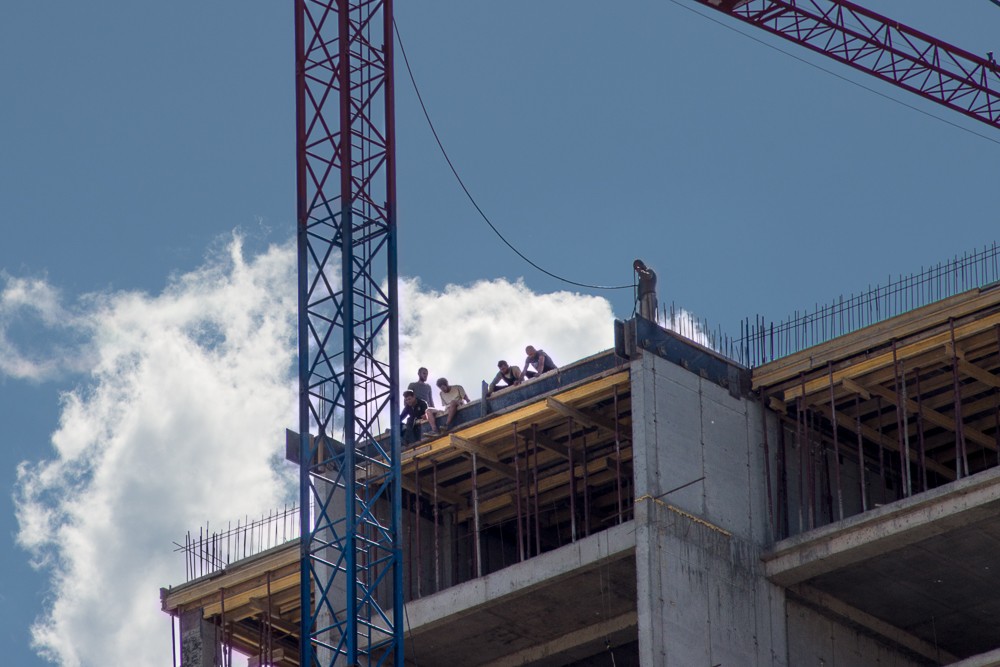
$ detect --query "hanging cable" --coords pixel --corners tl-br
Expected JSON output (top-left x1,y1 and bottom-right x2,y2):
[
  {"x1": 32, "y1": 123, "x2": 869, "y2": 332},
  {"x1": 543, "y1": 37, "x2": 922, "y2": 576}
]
[{"x1": 393, "y1": 20, "x2": 634, "y2": 291}]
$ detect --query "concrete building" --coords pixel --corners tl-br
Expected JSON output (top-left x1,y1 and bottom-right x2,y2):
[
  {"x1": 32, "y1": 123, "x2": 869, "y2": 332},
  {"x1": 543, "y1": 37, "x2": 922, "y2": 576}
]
[{"x1": 162, "y1": 284, "x2": 1000, "y2": 666}]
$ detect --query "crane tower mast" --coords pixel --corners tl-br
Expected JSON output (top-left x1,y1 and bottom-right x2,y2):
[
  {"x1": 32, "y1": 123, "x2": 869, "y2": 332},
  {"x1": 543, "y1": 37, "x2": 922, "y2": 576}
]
[{"x1": 294, "y1": 0, "x2": 402, "y2": 665}]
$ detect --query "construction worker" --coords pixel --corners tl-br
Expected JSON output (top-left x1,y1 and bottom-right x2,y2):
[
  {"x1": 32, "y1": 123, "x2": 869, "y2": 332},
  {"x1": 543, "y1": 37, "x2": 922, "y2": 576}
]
[
  {"x1": 487, "y1": 360, "x2": 523, "y2": 395},
  {"x1": 634, "y1": 259, "x2": 658, "y2": 321}
]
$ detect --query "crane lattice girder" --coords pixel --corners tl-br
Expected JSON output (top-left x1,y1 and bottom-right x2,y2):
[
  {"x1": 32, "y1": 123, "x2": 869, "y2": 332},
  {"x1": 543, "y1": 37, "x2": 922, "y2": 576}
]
[{"x1": 702, "y1": 0, "x2": 1000, "y2": 129}]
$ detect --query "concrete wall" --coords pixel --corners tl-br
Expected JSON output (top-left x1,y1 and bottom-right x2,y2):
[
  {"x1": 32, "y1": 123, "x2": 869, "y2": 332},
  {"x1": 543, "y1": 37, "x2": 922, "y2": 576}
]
[
  {"x1": 786, "y1": 599, "x2": 935, "y2": 667},
  {"x1": 631, "y1": 351, "x2": 787, "y2": 666},
  {"x1": 630, "y1": 349, "x2": 938, "y2": 666}
]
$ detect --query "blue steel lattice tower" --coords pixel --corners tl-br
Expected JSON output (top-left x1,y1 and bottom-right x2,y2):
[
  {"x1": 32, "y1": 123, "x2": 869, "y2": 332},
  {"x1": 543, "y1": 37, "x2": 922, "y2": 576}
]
[{"x1": 294, "y1": 0, "x2": 402, "y2": 665}]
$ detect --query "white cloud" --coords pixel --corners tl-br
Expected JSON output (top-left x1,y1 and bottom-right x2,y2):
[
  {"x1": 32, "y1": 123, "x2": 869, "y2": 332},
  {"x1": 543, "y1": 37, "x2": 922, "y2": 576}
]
[
  {"x1": 12, "y1": 234, "x2": 299, "y2": 667},
  {"x1": 9, "y1": 237, "x2": 620, "y2": 667},
  {"x1": 397, "y1": 277, "x2": 615, "y2": 397}
]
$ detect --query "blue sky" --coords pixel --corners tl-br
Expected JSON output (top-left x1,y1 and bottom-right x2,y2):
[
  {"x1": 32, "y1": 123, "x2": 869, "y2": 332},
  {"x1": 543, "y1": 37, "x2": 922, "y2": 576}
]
[{"x1": 2, "y1": 1, "x2": 999, "y2": 664}]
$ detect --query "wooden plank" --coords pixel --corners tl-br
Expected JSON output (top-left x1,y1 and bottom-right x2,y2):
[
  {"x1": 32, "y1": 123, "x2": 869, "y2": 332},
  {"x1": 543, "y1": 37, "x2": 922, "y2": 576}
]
[
  {"x1": 162, "y1": 542, "x2": 300, "y2": 611},
  {"x1": 841, "y1": 378, "x2": 871, "y2": 401},
  {"x1": 401, "y1": 371, "x2": 630, "y2": 470},
  {"x1": 753, "y1": 287, "x2": 1000, "y2": 388},
  {"x1": 958, "y1": 358, "x2": 1000, "y2": 390},
  {"x1": 780, "y1": 310, "x2": 1000, "y2": 402},
  {"x1": 545, "y1": 398, "x2": 620, "y2": 437},
  {"x1": 450, "y1": 435, "x2": 518, "y2": 480},
  {"x1": 861, "y1": 381, "x2": 997, "y2": 451},
  {"x1": 402, "y1": 473, "x2": 466, "y2": 508},
  {"x1": 810, "y1": 403, "x2": 955, "y2": 479}
]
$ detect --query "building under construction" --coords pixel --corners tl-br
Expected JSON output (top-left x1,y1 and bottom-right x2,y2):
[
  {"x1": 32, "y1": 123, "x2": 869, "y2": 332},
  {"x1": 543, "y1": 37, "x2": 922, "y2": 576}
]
[{"x1": 162, "y1": 247, "x2": 1000, "y2": 666}]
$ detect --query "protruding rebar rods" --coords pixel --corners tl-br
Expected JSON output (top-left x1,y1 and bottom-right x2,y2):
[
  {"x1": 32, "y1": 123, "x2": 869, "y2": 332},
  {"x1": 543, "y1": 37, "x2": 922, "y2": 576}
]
[
  {"x1": 854, "y1": 395, "x2": 867, "y2": 512},
  {"x1": 512, "y1": 422, "x2": 524, "y2": 562},
  {"x1": 950, "y1": 319, "x2": 969, "y2": 478},
  {"x1": 614, "y1": 385, "x2": 624, "y2": 524},
  {"x1": 471, "y1": 453, "x2": 482, "y2": 579},
  {"x1": 827, "y1": 364, "x2": 845, "y2": 520}
]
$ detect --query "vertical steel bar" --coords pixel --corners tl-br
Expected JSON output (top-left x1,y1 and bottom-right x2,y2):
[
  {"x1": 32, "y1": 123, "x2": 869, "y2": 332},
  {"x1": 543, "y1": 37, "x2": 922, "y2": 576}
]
[
  {"x1": 777, "y1": 422, "x2": 788, "y2": 538},
  {"x1": 471, "y1": 453, "x2": 482, "y2": 578},
  {"x1": 806, "y1": 406, "x2": 815, "y2": 530},
  {"x1": 760, "y1": 395, "x2": 775, "y2": 538},
  {"x1": 876, "y1": 396, "x2": 886, "y2": 505},
  {"x1": 581, "y1": 434, "x2": 590, "y2": 537},
  {"x1": 433, "y1": 463, "x2": 440, "y2": 593},
  {"x1": 915, "y1": 368, "x2": 928, "y2": 492},
  {"x1": 513, "y1": 423, "x2": 524, "y2": 561},
  {"x1": 855, "y1": 395, "x2": 867, "y2": 512},
  {"x1": 415, "y1": 459, "x2": 422, "y2": 599},
  {"x1": 532, "y1": 424, "x2": 541, "y2": 555},
  {"x1": 569, "y1": 418, "x2": 577, "y2": 542},
  {"x1": 614, "y1": 385, "x2": 623, "y2": 524},
  {"x1": 796, "y1": 394, "x2": 804, "y2": 534},
  {"x1": 892, "y1": 342, "x2": 911, "y2": 497},
  {"x1": 827, "y1": 364, "x2": 844, "y2": 520},
  {"x1": 950, "y1": 319, "x2": 968, "y2": 478}
]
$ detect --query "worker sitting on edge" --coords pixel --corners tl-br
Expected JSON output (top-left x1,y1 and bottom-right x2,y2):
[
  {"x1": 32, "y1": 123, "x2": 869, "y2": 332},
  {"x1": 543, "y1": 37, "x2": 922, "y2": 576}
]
[
  {"x1": 523, "y1": 345, "x2": 557, "y2": 380},
  {"x1": 487, "y1": 360, "x2": 522, "y2": 396},
  {"x1": 435, "y1": 377, "x2": 470, "y2": 432},
  {"x1": 400, "y1": 389, "x2": 437, "y2": 445}
]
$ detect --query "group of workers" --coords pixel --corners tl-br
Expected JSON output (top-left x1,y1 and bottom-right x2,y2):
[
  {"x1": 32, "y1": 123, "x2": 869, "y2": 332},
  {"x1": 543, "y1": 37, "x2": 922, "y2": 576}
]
[
  {"x1": 398, "y1": 259, "x2": 658, "y2": 445},
  {"x1": 399, "y1": 345, "x2": 559, "y2": 445}
]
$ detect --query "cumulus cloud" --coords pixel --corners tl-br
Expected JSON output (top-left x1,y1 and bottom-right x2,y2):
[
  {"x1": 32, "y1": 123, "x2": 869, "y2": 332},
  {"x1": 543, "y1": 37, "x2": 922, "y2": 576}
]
[
  {"x1": 12, "y1": 234, "x2": 300, "y2": 666},
  {"x1": 396, "y1": 277, "x2": 615, "y2": 395},
  {"x1": 8, "y1": 235, "x2": 624, "y2": 667}
]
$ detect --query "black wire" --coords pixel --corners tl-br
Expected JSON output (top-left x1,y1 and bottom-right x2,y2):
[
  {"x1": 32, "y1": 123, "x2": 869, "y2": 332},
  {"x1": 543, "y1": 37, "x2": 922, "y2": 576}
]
[
  {"x1": 668, "y1": 0, "x2": 1000, "y2": 147},
  {"x1": 393, "y1": 20, "x2": 634, "y2": 292}
]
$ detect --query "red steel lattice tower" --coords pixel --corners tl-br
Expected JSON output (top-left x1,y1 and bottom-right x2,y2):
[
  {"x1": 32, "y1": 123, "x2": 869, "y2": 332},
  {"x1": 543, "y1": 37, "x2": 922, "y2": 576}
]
[{"x1": 294, "y1": 0, "x2": 402, "y2": 664}]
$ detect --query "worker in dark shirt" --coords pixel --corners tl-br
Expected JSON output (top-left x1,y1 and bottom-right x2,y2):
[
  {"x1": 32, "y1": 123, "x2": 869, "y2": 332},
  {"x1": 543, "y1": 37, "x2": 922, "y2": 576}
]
[
  {"x1": 634, "y1": 259, "x2": 658, "y2": 321},
  {"x1": 400, "y1": 390, "x2": 438, "y2": 445},
  {"x1": 407, "y1": 366, "x2": 435, "y2": 407},
  {"x1": 523, "y1": 345, "x2": 557, "y2": 380},
  {"x1": 487, "y1": 360, "x2": 522, "y2": 395}
]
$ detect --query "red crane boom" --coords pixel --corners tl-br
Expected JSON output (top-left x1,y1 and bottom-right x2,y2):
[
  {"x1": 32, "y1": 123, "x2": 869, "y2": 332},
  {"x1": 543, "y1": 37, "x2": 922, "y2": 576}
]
[{"x1": 703, "y1": 0, "x2": 1000, "y2": 129}]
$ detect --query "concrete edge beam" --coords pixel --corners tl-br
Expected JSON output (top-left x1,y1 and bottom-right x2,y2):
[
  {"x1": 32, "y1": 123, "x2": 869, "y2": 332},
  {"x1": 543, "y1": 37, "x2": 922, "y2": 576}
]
[
  {"x1": 403, "y1": 521, "x2": 636, "y2": 632},
  {"x1": 764, "y1": 467, "x2": 1000, "y2": 585}
]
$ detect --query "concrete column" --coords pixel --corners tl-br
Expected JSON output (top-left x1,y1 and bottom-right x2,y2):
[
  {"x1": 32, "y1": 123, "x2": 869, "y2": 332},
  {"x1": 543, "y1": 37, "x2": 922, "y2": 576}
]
[
  {"x1": 631, "y1": 353, "x2": 788, "y2": 666},
  {"x1": 179, "y1": 608, "x2": 219, "y2": 667}
]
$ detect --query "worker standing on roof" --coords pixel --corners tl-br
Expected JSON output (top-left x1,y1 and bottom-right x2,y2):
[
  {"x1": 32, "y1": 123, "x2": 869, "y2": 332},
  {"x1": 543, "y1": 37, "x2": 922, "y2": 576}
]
[{"x1": 634, "y1": 259, "x2": 658, "y2": 321}]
